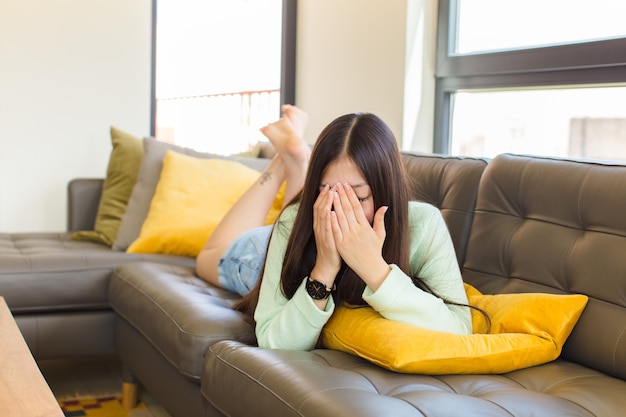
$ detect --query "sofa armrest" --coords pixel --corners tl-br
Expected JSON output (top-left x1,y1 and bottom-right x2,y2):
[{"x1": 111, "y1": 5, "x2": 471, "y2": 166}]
[{"x1": 67, "y1": 178, "x2": 103, "y2": 232}]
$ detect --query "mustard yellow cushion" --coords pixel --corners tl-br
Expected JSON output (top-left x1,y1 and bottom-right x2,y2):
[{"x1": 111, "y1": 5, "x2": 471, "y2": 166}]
[
  {"x1": 72, "y1": 127, "x2": 143, "y2": 246},
  {"x1": 127, "y1": 150, "x2": 284, "y2": 257},
  {"x1": 321, "y1": 284, "x2": 588, "y2": 374}
]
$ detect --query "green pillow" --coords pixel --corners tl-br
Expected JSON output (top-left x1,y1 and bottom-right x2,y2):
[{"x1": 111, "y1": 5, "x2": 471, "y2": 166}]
[{"x1": 72, "y1": 127, "x2": 143, "y2": 246}]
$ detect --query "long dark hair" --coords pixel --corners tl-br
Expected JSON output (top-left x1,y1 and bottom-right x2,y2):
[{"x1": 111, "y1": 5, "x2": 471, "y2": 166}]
[
  {"x1": 235, "y1": 113, "x2": 488, "y2": 329},
  {"x1": 282, "y1": 113, "x2": 410, "y2": 304},
  {"x1": 235, "y1": 112, "x2": 410, "y2": 315}
]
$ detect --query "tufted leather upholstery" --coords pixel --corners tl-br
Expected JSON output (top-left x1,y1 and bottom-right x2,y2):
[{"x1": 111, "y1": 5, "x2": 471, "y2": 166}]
[
  {"x1": 205, "y1": 341, "x2": 625, "y2": 417},
  {"x1": 0, "y1": 230, "x2": 196, "y2": 358},
  {"x1": 0, "y1": 233, "x2": 194, "y2": 314},
  {"x1": 201, "y1": 153, "x2": 626, "y2": 417},
  {"x1": 463, "y1": 154, "x2": 626, "y2": 381},
  {"x1": 109, "y1": 262, "x2": 255, "y2": 381},
  {"x1": 108, "y1": 152, "x2": 488, "y2": 417},
  {"x1": 0, "y1": 183, "x2": 195, "y2": 358},
  {"x1": 402, "y1": 152, "x2": 487, "y2": 266}
]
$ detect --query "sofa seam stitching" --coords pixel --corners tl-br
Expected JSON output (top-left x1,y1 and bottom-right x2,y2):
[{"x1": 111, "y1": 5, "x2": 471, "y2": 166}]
[
  {"x1": 208, "y1": 346, "x2": 304, "y2": 416},
  {"x1": 613, "y1": 324, "x2": 626, "y2": 372}
]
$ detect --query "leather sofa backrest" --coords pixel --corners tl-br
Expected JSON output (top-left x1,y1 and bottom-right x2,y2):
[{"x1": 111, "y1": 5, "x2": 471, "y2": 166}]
[
  {"x1": 67, "y1": 178, "x2": 103, "y2": 232},
  {"x1": 463, "y1": 153, "x2": 626, "y2": 380},
  {"x1": 401, "y1": 152, "x2": 488, "y2": 267}
]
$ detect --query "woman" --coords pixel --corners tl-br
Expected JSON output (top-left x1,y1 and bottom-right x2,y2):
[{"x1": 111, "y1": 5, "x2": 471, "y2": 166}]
[{"x1": 197, "y1": 107, "x2": 472, "y2": 350}]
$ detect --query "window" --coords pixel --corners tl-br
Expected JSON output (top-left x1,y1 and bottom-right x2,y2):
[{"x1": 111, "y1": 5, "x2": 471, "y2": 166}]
[
  {"x1": 435, "y1": 0, "x2": 626, "y2": 161},
  {"x1": 151, "y1": 0, "x2": 296, "y2": 155},
  {"x1": 455, "y1": 0, "x2": 626, "y2": 54}
]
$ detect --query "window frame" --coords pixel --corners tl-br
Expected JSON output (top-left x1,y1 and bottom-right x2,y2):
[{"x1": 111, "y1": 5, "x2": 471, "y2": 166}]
[
  {"x1": 149, "y1": 0, "x2": 297, "y2": 137},
  {"x1": 434, "y1": 0, "x2": 626, "y2": 153}
]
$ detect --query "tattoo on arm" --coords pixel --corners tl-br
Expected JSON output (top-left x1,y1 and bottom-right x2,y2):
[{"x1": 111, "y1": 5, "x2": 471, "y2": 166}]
[{"x1": 260, "y1": 172, "x2": 272, "y2": 185}]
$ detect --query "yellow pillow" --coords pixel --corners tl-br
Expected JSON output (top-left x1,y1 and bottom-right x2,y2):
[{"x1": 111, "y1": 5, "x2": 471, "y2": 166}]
[
  {"x1": 321, "y1": 284, "x2": 588, "y2": 375},
  {"x1": 127, "y1": 150, "x2": 284, "y2": 257}
]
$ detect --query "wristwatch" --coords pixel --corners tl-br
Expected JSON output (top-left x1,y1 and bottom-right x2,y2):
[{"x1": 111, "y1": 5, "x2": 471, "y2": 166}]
[{"x1": 306, "y1": 278, "x2": 333, "y2": 300}]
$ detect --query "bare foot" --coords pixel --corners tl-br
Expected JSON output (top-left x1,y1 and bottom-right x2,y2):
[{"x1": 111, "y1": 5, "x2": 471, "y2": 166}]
[
  {"x1": 260, "y1": 112, "x2": 310, "y2": 167},
  {"x1": 281, "y1": 104, "x2": 308, "y2": 138},
  {"x1": 260, "y1": 106, "x2": 311, "y2": 201}
]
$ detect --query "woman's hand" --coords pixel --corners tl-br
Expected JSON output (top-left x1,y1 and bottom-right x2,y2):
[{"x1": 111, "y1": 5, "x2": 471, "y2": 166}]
[
  {"x1": 330, "y1": 183, "x2": 390, "y2": 291},
  {"x1": 311, "y1": 185, "x2": 342, "y2": 286}
]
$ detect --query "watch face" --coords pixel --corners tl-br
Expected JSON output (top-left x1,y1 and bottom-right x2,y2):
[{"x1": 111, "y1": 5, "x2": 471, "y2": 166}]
[{"x1": 306, "y1": 279, "x2": 330, "y2": 300}]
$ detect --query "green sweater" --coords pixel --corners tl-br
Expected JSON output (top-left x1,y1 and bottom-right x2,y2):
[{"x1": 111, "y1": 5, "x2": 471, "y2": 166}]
[{"x1": 254, "y1": 201, "x2": 472, "y2": 350}]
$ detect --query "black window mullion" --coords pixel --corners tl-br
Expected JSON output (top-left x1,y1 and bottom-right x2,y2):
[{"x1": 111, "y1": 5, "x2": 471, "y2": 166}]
[
  {"x1": 440, "y1": 38, "x2": 626, "y2": 78},
  {"x1": 280, "y1": 0, "x2": 297, "y2": 106}
]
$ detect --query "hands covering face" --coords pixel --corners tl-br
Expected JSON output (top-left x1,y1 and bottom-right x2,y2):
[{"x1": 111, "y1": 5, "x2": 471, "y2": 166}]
[{"x1": 312, "y1": 183, "x2": 388, "y2": 285}]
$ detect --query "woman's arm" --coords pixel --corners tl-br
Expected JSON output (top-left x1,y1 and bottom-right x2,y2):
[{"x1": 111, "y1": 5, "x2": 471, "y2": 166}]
[
  {"x1": 254, "y1": 205, "x2": 335, "y2": 350},
  {"x1": 362, "y1": 202, "x2": 472, "y2": 334}
]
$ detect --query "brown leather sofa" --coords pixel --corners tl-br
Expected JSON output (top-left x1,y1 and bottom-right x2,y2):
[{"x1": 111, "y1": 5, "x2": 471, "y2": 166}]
[
  {"x1": 0, "y1": 179, "x2": 194, "y2": 359},
  {"x1": 201, "y1": 153, "x2": 626, "y2": 417},
  {"x1": 2, "y1": 152, "x2": 625, "y2": 417}
]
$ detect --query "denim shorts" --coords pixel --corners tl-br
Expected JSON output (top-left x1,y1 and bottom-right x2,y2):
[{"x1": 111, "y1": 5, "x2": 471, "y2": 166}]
[{"x1": 217, "y1": 225, "x2": 273, "y2": 296}]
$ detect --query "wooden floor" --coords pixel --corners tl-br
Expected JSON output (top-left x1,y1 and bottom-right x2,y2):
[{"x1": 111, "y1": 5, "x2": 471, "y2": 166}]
[{"x1": 38, "y1": 354, "x2": 171, "y2": 417}]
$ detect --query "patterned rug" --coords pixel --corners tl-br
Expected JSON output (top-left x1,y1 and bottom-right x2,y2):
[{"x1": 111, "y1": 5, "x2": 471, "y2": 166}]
[{"x1": 58, "y1": 396, "x2": 153, "y2": 417}]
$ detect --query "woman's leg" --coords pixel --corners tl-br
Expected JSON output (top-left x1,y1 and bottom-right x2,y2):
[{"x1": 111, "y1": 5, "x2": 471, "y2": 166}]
[
  {"x1": 196, "y1": 105, "x2": 310, "y2": 286},
  {"x1": 195, "y1": 155, "x2": 286, "y2": 286}
]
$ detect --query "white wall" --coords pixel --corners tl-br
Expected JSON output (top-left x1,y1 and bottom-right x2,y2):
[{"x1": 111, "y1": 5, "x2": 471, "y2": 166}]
[
  {"x1": 295, "y1": 0, "x2": 408, "y2": 144},
  {"x1": 295, "y1": 0, "x2": 437, "y2": 151},
  {"x1": 0, "y1": 0, "x2": 152, "y2": 232}
]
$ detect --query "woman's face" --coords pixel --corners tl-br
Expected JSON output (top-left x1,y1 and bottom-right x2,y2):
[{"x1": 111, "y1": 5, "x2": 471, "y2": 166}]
[{"x1": 320, "y1": 157, "x2": 375, "y2": 224}]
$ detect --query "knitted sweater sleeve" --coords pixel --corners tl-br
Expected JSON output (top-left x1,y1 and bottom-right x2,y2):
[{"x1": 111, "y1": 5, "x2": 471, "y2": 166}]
[
  {"x1": 254, "y1": 205, "x2": 335, "y2": 350},
  {"x1": 362, "y1": 202, "x2": 472, "y2": 334}
]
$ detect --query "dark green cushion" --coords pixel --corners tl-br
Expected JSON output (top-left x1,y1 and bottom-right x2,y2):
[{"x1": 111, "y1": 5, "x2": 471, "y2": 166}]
[{"x1": 72, "y1": 127, "x2": 143, "y2": 246}]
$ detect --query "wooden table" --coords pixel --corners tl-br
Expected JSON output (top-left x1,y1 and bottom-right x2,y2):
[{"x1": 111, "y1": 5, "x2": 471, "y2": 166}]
[{"x1": 0, "y1": 297, "x2": 63, "y2": 417}]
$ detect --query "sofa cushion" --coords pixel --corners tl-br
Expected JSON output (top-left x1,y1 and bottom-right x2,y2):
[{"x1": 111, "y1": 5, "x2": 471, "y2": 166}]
[
  {"x1": 108, "y1": 262, "x2": 255, "y2": 381},
  {"x1": 401, "y1": 153, "x2": 487, "y2": 266},
  {"x1": 72, "y1": 127, "x2": 144, "y2": 246},
  {"x1": 204, "y1": 341, "x2": 626, "y2": 417},
  {"x1": 321, "y1": 285, "x2": 587, "y2": 374},
  {"x1": 126, "y1": 151, "x2": 284, "y2": 257},
  {"x1": 463, "y1": 154, "x2": 626, "y2": 380},
  {"x1": 0, "y1": 232, "x2": 194, "y2": 313},
  {"x1": 113, "y1": 138, "x2": 271, "y2": 251}
]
